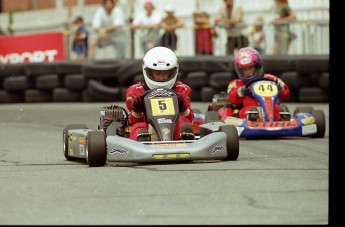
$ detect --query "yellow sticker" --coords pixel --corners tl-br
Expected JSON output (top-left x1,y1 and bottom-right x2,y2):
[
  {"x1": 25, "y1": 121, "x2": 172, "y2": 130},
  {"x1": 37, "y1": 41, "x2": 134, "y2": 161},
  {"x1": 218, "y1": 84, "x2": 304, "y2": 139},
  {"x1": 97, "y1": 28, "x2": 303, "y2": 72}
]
[
  {"x1": 152, "y1": 153, "x2": 190, "y2": 159},
  {"x1": 150, "y1": 97, "x2": 175, "y2": 116},
  {"x1": 252, "y1": 81, "x2": 278, "y2": 97},
  {"x1": 301, "y1": 116, "x2": 315, "y2": 125}
]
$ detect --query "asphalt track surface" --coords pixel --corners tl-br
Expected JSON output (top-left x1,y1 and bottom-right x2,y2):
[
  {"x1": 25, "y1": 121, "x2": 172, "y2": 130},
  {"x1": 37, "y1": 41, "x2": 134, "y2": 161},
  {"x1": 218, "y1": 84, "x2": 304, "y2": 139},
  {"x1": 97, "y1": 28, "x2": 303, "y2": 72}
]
[{"x1": 0, "y1": 102, "x2": 329, "y2": 225}]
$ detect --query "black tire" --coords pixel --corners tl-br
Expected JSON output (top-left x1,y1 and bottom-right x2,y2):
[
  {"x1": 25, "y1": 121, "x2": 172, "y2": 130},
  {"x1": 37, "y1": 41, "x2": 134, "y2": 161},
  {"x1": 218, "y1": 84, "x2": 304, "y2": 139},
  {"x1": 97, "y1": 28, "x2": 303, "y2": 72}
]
[
  {"x1": 52, "y1": 88, "x2": 82, "y2": 102},
  {"x1": 219, "y1": 125, "x2": 239, "y2": 161},
  {"x1": 64, "y1": 74, "x2": 86, "y2": 91},
  {"x1": 25, "y1": 89, "x2": 52, "y2": 102},
  {"x1": 24, "y1": 62, "x2": 56, "y2": 77},
  {"x1": 205, "y1": 111, "x2": 220, "y2": 123},
  {"x1": 201, "y1": 86, "x2": 216, "y2": 102},
  {"x1": 87, "y1": 79, "x2": 122, "y2": 101},
  {"x1": 86, "y1": 131, "x2": 106, "y2": 167},
  {"x1": 293, "y1": 106, "x2": 314, "y2": 115},
  {"x1": 3, "y1": 75, "x2": 34, "y2": 91},
  {"x1": 311, "y1": 110, "x2": 326, "y2": 138},
  {"x1": 36, "y1": 74, "x2": 63, "y2": 90},
  {"x1": 63, "y1": 124, "x2": 88, "y2": 161}
]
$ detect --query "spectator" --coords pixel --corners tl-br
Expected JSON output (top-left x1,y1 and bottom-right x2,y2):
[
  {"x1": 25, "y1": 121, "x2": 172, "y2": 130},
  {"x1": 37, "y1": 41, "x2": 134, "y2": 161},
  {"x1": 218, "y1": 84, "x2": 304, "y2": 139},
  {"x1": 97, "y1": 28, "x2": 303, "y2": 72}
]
[
  {"x1": 88, "y1": 0, "x2": 126, "y2": 60},
  {"x1": 158, "y1": 5, "x2": 184, "y2": 52},
  {"x1": 131, "y1": 1, "x2": 162, "y2": 56},
  {"x1": 125, "y1": 46, "x2": 194, "y2": 141},
  {"x1": 193, "y1": 11, "x2": 217, "y2": 55},
  {"x1": 214, "y1": 0, "x2": 248, "y2": 55},
  {"x1": 71, "y1": 16, "x2": 89, "y2": 61},
  {"x1": 248, "y1": 16, "x2": 265, "y2": 54},
  {"x1": 272, "y1": 0, "x2": 297, "y2": 55}
]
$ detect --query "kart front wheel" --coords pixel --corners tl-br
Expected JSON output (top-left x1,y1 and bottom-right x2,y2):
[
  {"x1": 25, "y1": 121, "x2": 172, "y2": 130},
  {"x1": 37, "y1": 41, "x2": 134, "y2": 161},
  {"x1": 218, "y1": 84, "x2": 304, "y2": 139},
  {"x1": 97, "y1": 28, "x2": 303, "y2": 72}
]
[
  {"x1": 293, "y1": 106, "x2": 314, "y2": 115},
  {"x1": 86, "y1": 131, "x2": 106, "y2": 167},
  {"x1": 63, "y1": 124, "x2": 88, "y2": 161},
  {"x1": 219, "y1": 125, "x2": 239, "y2": 161},
  {"x1": 311, "y1": 109, "x2": 326, "y2": 138}
]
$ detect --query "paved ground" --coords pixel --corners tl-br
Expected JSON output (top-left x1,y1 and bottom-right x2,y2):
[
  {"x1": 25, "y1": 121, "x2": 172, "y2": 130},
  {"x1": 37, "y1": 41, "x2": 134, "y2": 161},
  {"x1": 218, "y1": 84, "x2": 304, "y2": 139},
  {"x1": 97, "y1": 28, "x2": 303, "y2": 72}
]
[{"x1": 0, "y1": 102, "x2": 330, "y2": 225}]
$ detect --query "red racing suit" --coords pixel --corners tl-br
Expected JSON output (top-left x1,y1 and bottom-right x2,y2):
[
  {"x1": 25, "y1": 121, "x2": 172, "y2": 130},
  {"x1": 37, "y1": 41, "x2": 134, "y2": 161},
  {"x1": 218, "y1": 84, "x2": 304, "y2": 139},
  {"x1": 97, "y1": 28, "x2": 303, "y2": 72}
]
[
  {"x1": 222, "y1": 74, "x2": 290, "y2": 121},
  {"x1": 125, "y1": 81, "x2": 194, "y2": 140}
]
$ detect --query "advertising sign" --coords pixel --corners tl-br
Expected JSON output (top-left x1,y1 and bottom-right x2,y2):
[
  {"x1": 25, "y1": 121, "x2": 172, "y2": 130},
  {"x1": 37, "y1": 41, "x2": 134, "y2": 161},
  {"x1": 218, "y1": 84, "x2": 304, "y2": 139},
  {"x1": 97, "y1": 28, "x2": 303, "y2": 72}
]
[{"x1": 0, "y1": 32, "x2": 66, "y2": 64}]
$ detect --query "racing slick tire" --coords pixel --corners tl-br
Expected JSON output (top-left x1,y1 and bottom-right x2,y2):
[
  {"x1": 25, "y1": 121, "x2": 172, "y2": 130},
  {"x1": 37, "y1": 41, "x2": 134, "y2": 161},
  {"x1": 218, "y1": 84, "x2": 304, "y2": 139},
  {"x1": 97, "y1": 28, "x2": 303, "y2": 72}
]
[
  {"x1": 205, "y1": 111, "x2": 220, "y2": 123},
  {"x1": 311, "y1": 109, "x2": 326, "y2": 138},
  {"x1": 219, "y1": 125, "x2": 239, "y2": 161},
  {"x1": 293, "y1": 106, "x2": 314, "y2": 115},
  {"x1": 86, "y1": 131, "x2": 106, "y2": 167},
  {"x1": 63, "y1": 124, "x2": 88, "y2": 161}
]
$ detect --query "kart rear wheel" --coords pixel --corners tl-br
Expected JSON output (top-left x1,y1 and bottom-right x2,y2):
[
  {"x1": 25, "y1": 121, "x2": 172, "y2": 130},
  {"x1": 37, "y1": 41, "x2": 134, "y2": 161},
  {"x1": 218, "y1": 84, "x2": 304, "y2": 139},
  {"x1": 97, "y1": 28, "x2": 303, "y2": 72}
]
[
  {"x1": 219, "y1": 125, "x2": 239, "y2": 161},
  {"x1": 205, "y1": 111, "x2": 220, "y2": 123},
  {"x1": 293, "y1": 106, "x2": 314, "y2": 115},
  {"x1": 86, "y1": 131, "x2": 106, "y2": 167},
  {"x1": 311, "y1": 109, "x2": 326, "y2": 138},
  {"x1": 63, "y1": 124, "x2": 88, "y2": 161}
]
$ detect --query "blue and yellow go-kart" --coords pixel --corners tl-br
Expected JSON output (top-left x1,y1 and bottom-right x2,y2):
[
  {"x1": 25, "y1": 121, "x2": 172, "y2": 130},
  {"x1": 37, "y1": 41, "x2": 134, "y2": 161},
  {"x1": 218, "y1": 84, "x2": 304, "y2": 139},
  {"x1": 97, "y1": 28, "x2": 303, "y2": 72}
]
[
  {"x1": 196, "y1": 77, "x2": 326, "y2": 139},
  {"x1": 63, "y1": 88, "x2": 240, "y2": 167}
]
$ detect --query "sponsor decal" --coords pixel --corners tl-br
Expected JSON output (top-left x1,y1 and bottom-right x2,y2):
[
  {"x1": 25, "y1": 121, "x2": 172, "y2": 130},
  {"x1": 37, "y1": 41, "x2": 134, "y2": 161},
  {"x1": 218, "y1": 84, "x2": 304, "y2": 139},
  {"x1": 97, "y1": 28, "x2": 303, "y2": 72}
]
[
  {"x1": 224, "y1": 117, "x2": 244, "y2": 126},
  {"x1": 161, "y1": 128, "x2": 171, "y2": 135},
  {"x1": 78, "y1": 137, "x2": 86, "y2": 144},
  {"x1": 211, "y1": 145, "x2": 225, "y2": 154},
  {"x1": 110, "y1": 148, "x2": 128, "y2": 155},
  {"x1": 157, "y1": 118, "x2": 173, "y2": 124},
  {"x1": 79, "y1": 144, "x2": 85, "y2": 155},
  {"x1": 150, "y1": 143, "x2": 187, "y2": 148},
  {"x1": 152, "y1": 153, "x2": 190, "y2": 159},
  {"x1": 301, "y1": 116, "x2": 315, "y2": 125},
  {"x1": 247, "y1": 120, "x2": 298, "y2": 128},
  {"x1": 302, "y1": 124, "x2": 317, "y2": 135},
  {"x1": 0, "y1": 50, "x2": 58, "y2": 63}
]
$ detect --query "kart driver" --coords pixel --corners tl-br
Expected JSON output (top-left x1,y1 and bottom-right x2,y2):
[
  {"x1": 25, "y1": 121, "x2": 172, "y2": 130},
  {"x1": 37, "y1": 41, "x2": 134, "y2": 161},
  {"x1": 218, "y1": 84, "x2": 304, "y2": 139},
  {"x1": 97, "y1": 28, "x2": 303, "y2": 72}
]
[
  {"x1": 224, "y1": 46, "x2": 290, "y2": 121},
  {"x1": 125, "y1": 46, "x2": 194, "y2": 141}
]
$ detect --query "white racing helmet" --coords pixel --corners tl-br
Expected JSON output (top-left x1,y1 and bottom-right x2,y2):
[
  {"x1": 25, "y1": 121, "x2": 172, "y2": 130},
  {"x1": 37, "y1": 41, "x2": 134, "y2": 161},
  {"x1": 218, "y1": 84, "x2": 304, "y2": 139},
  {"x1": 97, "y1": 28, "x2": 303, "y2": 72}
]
[{"x1": 142, "y1": 46, "x2": 179, "y2": 89}]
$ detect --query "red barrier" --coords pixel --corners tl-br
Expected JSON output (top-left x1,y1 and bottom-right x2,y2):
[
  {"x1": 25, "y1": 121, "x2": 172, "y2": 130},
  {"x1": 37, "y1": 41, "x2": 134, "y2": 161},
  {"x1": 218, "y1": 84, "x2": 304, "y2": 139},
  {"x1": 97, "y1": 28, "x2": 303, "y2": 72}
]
[{"x1": 0, "y1": 32, "x2": 66, "y2": 64}]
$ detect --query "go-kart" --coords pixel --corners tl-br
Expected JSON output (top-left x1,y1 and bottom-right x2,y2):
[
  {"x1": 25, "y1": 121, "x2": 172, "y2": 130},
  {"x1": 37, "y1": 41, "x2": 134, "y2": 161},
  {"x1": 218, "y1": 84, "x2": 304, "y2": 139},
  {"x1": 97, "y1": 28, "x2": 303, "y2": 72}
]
[
  {"x1": 63, "y1": 88, "x2": 240, "y2": 167},
  {"x1": 193, "y1": 77, "x2": 326, "y2": 139}
]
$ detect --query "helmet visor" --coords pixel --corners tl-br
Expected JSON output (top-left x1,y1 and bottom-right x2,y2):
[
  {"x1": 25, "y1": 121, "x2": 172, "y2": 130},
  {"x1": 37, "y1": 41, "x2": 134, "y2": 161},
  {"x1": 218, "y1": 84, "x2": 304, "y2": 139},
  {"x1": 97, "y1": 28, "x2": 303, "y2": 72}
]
[{"x1": 144, "y1": 67, "x2": 177, "y2": 83}]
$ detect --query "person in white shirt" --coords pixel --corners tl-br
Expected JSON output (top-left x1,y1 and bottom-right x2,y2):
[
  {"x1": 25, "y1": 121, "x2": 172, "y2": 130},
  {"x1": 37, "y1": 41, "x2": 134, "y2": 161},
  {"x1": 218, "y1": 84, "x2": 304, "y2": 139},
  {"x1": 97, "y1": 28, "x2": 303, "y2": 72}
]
[
  {"x1": 131, "y1": 1, "x2": 162, "y2": 56},
  {"x1": 248, "y1": 16, "x2": 265, "y2": 54},
  {"x1": 88, "y1": 0, "x2": 127, "y2": 60}
]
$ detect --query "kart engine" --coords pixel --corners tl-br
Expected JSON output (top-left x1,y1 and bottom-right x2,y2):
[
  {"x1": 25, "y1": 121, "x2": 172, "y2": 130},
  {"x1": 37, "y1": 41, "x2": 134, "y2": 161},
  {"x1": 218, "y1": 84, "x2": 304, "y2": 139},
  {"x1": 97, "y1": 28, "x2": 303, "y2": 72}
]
[{"x1": 99, "y1": 105, "x2": 128, "y2": 136}]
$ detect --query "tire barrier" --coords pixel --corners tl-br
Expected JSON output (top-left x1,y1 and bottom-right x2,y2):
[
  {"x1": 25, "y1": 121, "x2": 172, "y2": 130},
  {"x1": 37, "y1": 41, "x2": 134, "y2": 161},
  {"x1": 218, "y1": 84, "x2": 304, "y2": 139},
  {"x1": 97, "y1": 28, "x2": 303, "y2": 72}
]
[{"x1": 0, "y1": 55, "x2": 329, "y2": 103}]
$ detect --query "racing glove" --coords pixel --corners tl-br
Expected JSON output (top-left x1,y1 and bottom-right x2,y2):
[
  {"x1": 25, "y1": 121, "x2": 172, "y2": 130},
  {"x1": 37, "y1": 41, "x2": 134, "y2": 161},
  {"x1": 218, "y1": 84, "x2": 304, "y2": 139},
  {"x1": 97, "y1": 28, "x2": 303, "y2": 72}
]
[
  {"x1": 132, "y1": 95, "x2": 145, "y2": 113},
  {"x1": 237, "y1": 86, "x2": 249, "y2": 97},
  {"x1": 177, "y1": 93, "x2": 188, "y2": 113},
  {"x1": 264, "y1": 75, "x2": 285, "y2": 92}
]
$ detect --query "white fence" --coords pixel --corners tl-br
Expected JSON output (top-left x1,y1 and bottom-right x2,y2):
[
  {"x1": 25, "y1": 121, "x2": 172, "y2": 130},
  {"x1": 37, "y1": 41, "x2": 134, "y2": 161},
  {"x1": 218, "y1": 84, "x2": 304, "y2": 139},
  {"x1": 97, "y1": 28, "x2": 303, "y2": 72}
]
[{"x1": 0, "y1": 0, "x2": 329, "y2": 59}]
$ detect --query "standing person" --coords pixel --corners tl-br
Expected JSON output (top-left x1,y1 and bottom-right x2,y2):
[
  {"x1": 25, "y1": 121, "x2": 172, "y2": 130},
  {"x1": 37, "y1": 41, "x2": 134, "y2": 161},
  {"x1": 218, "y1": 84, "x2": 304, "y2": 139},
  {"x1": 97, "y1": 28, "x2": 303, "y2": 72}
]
[
  {"x1": 214, "y1": 0, "x2": 248, "y2": 55},
  {"x1": 71, "y1": 16, "x2": 89, "y2": 61},
  {"x1": 223, "y1": 47, "x2": 290, "y2": 121},
  {"x1": 131, "y1": 1, "x2": 162, "y2": 56},
  {"x1": 248, "y1": 16, "x2": 265, "y2": 54},
  {"x1": 88, "y1": 0, "x2": 126, "y2": 60},
  {"x1": 158, "y1": 5, "x2": 184, "y2": 52},
  {"x1": 125, "y1": 46, "x2": 194, "y2": 141},
  {"x1": 272, "y1": 0, "x2": 297, "y2": 55},
  {"x1": 193, "y1": 11, "x2": 217, "y2": 55}
]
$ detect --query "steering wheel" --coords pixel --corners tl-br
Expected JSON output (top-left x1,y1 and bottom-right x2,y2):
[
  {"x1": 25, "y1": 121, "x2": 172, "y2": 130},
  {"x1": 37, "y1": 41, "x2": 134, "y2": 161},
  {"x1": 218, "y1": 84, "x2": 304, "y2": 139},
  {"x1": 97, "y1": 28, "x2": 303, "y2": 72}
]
[
  {"x1": 245, "y1": 77, "x2": 278, "y2": 89},
  {"x1": 140, "y1": 87, "x2": 177, "y2": 100}
]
